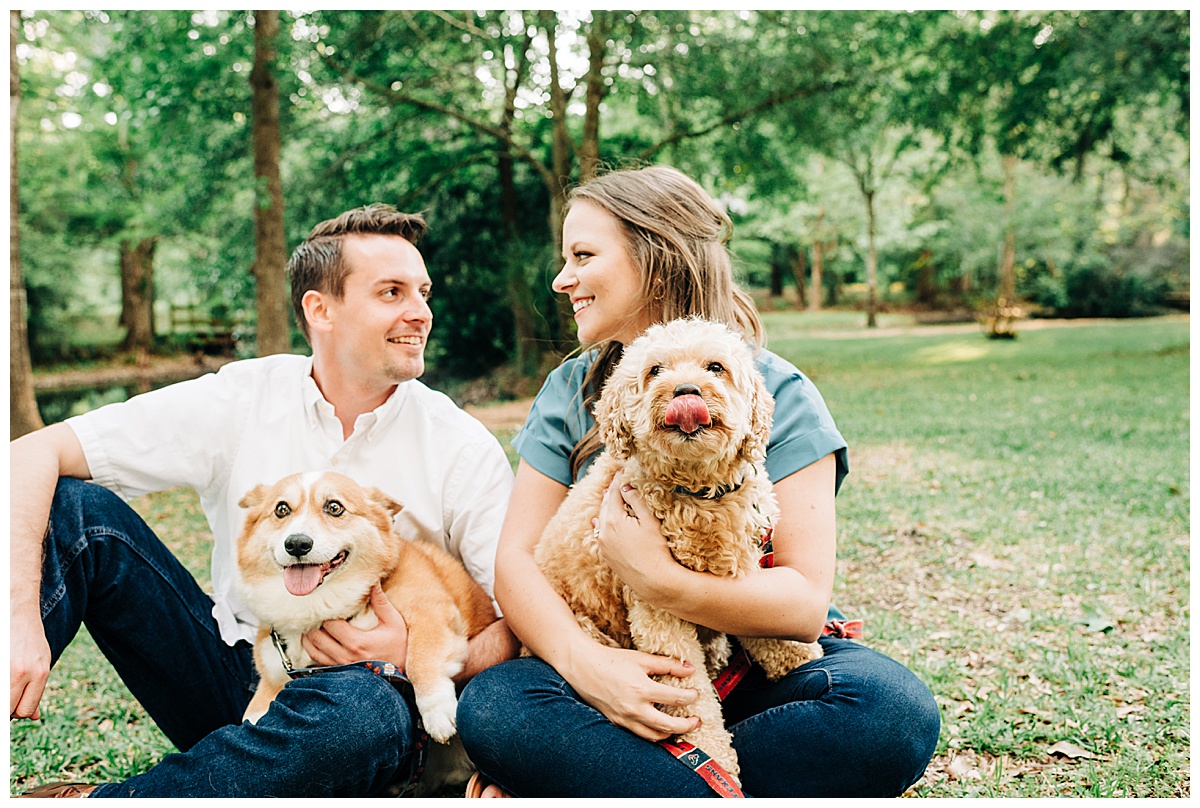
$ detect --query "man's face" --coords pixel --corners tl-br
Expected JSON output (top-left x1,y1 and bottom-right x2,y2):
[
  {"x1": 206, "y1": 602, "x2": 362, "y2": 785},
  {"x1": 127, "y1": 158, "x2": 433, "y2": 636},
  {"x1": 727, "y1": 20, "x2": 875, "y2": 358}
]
[{"x1": 322, "y1": 234, "x2": 433, "y2": 389}]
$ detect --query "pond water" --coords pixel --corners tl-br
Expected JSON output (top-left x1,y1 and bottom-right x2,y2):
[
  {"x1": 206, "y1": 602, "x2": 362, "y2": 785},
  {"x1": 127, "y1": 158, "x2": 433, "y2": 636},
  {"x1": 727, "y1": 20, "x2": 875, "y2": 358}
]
[{"x1": 36, "y1": 382, "x2": 169, "y2": 426}]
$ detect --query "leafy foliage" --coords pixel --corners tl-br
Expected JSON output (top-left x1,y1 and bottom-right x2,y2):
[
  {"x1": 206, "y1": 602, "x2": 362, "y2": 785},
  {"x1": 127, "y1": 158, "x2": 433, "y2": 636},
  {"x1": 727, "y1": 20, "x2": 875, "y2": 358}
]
[{"x1": 14, "y1": 10, "x2": 1190, "y2": 377}]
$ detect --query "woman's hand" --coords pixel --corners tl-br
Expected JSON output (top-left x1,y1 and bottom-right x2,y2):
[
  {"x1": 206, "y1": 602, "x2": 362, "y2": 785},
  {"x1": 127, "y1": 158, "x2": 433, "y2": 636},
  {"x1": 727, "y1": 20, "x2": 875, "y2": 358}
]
[
  {"x1": 301, "y1": 584, "x2": 409, "y2": 669},
  {"x1": 594, "y1": 471, "x2": 679, "y2": 600},
  {"x1": 565, "y1": 642, "x2": 701, "y2": 742}
]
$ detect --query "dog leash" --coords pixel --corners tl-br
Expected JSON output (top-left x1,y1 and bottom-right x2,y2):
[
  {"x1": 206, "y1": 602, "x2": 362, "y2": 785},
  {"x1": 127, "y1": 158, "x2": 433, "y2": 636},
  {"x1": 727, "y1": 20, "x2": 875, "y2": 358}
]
[
  {"x1": 661, "y1": 526, "x2": 864, "y2": 797},
  {"x1": 660, "y1": 739, "x2": 745, "y2": 797}
]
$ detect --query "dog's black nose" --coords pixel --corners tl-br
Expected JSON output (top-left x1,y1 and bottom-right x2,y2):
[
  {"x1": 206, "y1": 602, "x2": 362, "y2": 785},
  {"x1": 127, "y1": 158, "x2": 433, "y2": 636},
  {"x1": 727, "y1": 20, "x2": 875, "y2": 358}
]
[
  {"x1": 673, "y1": 383, "x2": 702, "y2": 398},
  {"x1": 284, "y1": 533, "x2": 313, "y2": 558}
]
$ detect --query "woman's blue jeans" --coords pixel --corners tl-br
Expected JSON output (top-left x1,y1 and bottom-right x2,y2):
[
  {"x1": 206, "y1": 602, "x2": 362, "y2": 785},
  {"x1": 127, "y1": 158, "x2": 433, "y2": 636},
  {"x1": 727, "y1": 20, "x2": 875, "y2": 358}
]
[
  {"x1": 35, "y1": 478, "x2": 418, "y2": 797},
  {"x1": 458, "y1": 638, "x2": 940, "y2": 797}
]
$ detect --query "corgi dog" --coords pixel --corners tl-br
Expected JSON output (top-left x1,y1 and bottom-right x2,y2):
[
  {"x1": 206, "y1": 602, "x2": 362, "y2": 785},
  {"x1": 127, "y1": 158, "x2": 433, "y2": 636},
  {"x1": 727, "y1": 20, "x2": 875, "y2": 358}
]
[{"x1": 234, "y1": 470, "x2": 497, "y2": 747}]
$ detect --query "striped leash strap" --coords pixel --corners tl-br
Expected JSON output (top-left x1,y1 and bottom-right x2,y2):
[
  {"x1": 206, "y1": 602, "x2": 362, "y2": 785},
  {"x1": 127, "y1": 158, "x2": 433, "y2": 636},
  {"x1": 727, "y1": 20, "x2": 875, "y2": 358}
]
[
  {"x1": 659, "y1": 739, "x2": 746, "y2": 798},
  {"x1": 712, "y1": 616, "x2": 864, "y2": 701}
]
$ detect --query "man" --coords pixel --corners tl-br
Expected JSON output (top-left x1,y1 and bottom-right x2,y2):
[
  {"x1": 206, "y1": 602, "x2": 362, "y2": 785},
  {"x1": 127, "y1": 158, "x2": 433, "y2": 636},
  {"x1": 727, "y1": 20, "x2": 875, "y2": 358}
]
[{"x1": 10, "y1": 205, "x2": 518, "y2": 797}]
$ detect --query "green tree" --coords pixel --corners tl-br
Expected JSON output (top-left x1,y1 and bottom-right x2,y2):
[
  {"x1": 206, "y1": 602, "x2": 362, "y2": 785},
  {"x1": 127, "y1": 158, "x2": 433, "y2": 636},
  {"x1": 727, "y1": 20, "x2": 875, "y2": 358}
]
[
  {"x1": 10, "y1": 10, "x2": 42, "y2": 438},
  {"x1": 250, "y1": 9, "x2": 290, "y2": 356},
  {"x1": 920, "y1": 10, "x2": 1189, "y2": 311}
]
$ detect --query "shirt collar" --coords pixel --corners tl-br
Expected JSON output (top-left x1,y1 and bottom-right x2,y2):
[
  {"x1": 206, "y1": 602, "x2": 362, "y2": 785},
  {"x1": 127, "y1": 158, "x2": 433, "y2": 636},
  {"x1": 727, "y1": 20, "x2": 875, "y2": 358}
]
[{"x1": 301, "y1": 358, "x2": 413, "y2": 433}]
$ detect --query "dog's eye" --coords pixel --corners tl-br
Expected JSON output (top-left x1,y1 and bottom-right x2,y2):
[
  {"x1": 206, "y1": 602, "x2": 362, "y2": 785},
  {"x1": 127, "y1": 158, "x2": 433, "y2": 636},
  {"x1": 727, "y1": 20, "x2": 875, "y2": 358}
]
[
  {"x1": 324, "y1": 500, "x2": 345, "y2": 517},
  {"x1": 274, "y1": 502, "x2": 291, "y2": 518},
  {"x1": 707, "y1": 362, "x2": 726, "y2": 375},
  {"x1": 649, "y1": 365, "x2": 663, "y2": 377}
]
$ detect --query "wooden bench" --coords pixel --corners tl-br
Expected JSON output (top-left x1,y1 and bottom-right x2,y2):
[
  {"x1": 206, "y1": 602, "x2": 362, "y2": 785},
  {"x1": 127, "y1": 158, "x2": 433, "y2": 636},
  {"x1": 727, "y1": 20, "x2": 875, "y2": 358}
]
[{"x1": 169, "y1": 304, "x2": 238, "y2": 354}]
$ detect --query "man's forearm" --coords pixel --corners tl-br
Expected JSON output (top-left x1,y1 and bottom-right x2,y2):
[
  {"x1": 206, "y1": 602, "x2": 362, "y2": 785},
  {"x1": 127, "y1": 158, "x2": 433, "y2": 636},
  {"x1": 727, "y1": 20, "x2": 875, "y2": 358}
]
[
  {"x1": 10, "y1": 433, "x2": 63, "y2": 620},
  {"x1": 454, "y1": 617, "x2": 519, "y2": 688},
  {"x1": 11, "y1": 425, "x2": 92, "y2": 611}
]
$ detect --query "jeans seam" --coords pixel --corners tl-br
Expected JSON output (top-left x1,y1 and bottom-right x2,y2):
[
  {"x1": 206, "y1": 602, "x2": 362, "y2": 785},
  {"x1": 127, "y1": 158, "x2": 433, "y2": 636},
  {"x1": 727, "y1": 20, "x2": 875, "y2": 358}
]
[{"x1": 39, "y1": 511, "x2": 81, "y2": 619}]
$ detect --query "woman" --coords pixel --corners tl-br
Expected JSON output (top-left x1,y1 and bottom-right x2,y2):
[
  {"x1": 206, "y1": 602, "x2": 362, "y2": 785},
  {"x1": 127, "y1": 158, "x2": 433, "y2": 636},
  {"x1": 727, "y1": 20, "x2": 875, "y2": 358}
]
[{"x1": 457, "y1": 166, "x2": 939, "y2": 797}]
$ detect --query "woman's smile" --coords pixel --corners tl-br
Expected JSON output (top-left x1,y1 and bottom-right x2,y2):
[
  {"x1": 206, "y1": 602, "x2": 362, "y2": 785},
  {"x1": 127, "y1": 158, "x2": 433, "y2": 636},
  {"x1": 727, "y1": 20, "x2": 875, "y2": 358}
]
[{"x1": 555, "y1": 201, "x2": 654, "y2": 345}]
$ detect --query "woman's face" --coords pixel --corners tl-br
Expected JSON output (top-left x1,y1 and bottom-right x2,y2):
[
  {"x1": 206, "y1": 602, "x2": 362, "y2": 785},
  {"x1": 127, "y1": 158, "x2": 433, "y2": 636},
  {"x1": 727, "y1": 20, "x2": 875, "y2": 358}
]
[{"x1": 554, "y1": 201, "x2": 656, "y2": 345}]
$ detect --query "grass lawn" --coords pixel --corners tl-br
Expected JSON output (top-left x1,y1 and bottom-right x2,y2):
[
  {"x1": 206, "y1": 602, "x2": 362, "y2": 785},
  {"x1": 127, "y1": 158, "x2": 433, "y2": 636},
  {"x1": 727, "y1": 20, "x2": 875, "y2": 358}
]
[{"x1": 9, "y1": 312, "x2": 1190, "y2": 797}]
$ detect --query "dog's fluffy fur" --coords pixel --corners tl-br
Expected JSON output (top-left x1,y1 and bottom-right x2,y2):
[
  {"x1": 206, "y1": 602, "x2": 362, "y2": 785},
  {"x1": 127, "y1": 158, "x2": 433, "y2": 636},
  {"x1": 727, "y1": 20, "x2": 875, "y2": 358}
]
[
  {"x1": 235, "y1": 470, "x2": 496, "y2": 747},
  {"x1": 533, "y1": 318, "x2": 823, "y2": 784}
]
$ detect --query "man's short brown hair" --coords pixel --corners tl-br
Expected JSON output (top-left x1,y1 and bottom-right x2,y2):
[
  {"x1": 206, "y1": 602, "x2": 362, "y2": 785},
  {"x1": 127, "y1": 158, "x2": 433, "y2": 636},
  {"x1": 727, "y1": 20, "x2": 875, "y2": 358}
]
[{"x1": 286, "y1": 204, "x2": 427, "y2": 341}]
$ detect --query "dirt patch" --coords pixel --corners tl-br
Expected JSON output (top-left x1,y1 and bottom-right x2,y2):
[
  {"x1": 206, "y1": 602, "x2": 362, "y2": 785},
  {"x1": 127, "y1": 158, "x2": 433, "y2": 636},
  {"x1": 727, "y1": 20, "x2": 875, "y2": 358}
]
[{"x1": 465, "y1": 398, "x2": 533, "y2": 431}]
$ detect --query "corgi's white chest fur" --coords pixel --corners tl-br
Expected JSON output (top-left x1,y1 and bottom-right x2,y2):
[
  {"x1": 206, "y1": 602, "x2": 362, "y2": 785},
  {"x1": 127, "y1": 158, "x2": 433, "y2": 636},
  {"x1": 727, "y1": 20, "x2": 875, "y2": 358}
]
[{"x1": 255, "y1": 601, "x2": 378, "y2": 681}]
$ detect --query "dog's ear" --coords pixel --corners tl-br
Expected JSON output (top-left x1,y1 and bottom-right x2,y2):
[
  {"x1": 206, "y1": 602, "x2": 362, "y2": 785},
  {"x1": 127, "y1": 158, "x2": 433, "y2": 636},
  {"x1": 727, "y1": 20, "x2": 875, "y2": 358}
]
[
  {"x1": 366, "y1": 488, "x2": 404, "y2": 517},
  {"x1": 741, "y1": 363, "x2": 775, "y2": 464},
  {"x1": 238, "y1": 484, "x2": 270, "y2": 511},
  {"x1": 594, "y1": 372, "x2": 635, "y2": 461}
]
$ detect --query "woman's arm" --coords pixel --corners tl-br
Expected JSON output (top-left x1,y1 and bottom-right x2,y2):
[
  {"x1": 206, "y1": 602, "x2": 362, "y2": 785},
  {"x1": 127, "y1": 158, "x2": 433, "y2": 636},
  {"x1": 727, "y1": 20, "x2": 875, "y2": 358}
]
[
  {"x1": 596, "y1": 453, "x2": 838, "y2": 642},
  {"x1": 496, "y1": 460, "x2": 702, "y2": 742}
]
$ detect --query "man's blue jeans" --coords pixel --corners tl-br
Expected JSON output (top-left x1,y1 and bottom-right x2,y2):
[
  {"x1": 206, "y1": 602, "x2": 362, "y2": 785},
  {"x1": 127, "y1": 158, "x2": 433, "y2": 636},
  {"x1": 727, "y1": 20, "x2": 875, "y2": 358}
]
[
  {"x1": 35, "y1": 478, "x2": 418, "y2": 797},
  {"x1": 457, "y1": 638, "x2": 940, "y2": 797}
]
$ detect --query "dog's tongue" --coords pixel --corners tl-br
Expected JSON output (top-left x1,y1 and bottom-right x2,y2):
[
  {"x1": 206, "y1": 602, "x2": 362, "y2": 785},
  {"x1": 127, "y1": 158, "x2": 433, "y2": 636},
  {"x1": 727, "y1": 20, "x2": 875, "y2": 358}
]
[
  {"x1": 283, "y1": 564, "x2": 324, "y2": 597},
  {"x1": 664, "y1": 394, "x2": 711, "y2": 434}
]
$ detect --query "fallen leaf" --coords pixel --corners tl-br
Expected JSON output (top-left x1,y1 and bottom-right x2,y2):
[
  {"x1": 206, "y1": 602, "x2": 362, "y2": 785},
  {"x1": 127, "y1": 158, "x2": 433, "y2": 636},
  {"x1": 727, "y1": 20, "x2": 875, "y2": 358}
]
[
  {"x1": 947, "y1": 756, "x2": 981, "y2": 780},
  {"x1": 1076, "y1": 604, "x2": 1115, "y2": 633},
  {"x1": 969, "y1": 550, "x2": 1009, "y2": 569},
  {"x1": 1047, "y1": 740, "x2": 1096, "y2": 760},
  {"x1": 1010, "y1": 606, "x2": 1032, "y2": 621},
  {"x1": 1116, "y1": 704, "x2": 1146, "y2": 719}
]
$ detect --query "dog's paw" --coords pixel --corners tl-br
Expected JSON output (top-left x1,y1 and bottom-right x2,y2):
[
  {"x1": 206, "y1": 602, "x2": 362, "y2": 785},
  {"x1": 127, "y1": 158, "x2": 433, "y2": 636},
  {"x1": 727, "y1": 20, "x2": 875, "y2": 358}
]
[
  {"x1": 415, "y1": 681, "x2": 459, "y2": 743},
  {"x1": 242, "y1": 709, "x2": 266, "y2": 725}
]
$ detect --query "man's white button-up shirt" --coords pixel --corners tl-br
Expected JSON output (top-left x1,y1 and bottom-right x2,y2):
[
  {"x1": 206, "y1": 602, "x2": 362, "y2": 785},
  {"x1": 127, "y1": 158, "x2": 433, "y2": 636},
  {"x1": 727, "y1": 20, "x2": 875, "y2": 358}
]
[{"x1": 67, "y1": 354, "x2": 514, "y2": 646}]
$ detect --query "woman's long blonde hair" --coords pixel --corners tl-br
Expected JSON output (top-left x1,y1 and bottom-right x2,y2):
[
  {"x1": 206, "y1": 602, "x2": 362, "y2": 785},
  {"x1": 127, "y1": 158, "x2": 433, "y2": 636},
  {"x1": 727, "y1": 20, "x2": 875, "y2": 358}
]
[{"x1": 566, "y1": 165, "x2": 765, "y2": 480}]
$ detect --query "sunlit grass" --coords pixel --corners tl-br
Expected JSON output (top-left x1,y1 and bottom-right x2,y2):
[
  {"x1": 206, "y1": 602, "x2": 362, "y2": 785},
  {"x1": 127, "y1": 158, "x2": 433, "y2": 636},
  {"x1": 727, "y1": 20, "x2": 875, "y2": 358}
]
[{"x1": 9, "y1": 313, "x2": 1189, "y2": 797}]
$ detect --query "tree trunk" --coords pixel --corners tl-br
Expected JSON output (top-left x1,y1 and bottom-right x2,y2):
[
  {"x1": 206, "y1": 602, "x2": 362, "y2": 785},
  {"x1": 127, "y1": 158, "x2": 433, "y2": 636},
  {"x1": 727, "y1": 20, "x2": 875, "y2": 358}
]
[
  {"x1": 10, "y1": 10, "x2": 43, "y2": 438},
  {"x1": 792, "y1": 245, "x2": 807, "y2": 310},
  {"x1": 542, "y1": 10, "x2": 572, "y2": 256},
  {"x1": 998, "y1": 153, "x2": 1018, "y2": 305},
  {"x1": 865, "y1": 189, "x2": 878, "y2": 328},
  {"x1": 540, "y1": 11, "x2": 576, "y2": 348},
  {"x1": 809, "y1": 205, "x2": 829, "y2": 312},
  {"x1": 499, "y1": 30, "x2": 541, "y2": 380},
  {"x1": 250, "y1": 9, "x2": 290, "y2": 356},
  {"x1": 810, "y1": 240, "x2": 824, "y2": 312},
  {"x1": 915, "y1": 249, "x2": 936, "y2": 304},
  {"x1": 769, "y1": 242, "x2": 785, "y2": 300},
  {"x1": 578, "y1": 11, "x2": 609, "y2": 182},
  {"x1": 119, "y1": 237, "x2": 158, "y2": 352}
]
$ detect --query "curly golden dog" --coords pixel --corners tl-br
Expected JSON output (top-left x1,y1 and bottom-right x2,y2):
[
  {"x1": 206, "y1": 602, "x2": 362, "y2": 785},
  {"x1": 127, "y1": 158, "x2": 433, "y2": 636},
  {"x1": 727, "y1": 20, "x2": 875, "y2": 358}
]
[{"x1": 533, "y1": 317, "x2": 823, "y2": 784}]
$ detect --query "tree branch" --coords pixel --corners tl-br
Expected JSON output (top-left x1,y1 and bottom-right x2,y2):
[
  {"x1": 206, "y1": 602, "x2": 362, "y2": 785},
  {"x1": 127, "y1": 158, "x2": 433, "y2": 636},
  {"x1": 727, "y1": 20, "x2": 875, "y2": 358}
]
[
  {"x1": 638, "y1": 80, "x2": 848, "y2": 161},
  {"x1": 428, "y1": 9, "x2": 492, "y2": 41},
  {"x1": 395, "y1": 150, "x2": 499, "y2": 210},
  {"x1": 318, "y1": 48, "x2": 556, "y2": 189}
]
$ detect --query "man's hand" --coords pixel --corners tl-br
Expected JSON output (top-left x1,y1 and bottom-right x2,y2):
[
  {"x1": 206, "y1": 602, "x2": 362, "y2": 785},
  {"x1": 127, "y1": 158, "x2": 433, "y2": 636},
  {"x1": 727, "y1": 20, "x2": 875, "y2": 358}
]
[
  {"x1": 301, "y1": 584, "x2": 409, "y2": 669},
  {"x1": 10, "y1": 617, "x2": 52, "y2": 720}
]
